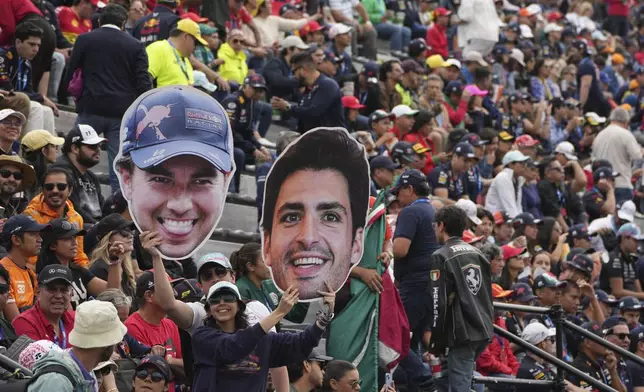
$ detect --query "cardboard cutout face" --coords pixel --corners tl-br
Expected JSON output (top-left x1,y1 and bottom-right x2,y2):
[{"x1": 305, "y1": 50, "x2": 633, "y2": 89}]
[
  {"x1": 260, "y1": 128, "x2": 370, "y2": 301},
  {"x1": 114, "y1": 86, "x2": 234, "y2": 260}
]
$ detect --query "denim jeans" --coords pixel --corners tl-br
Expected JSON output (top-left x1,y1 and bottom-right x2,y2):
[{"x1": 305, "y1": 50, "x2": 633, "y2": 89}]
[
  {"x1": 375, "y1": 22, "x2": 412, "y2": 51},
  {"x1": 76, "y1": 113, "x2": 121, "y2": 194},
  {"x1": 435, "y1": 340, "x2": 489, "y2": 392},
  {"x1": 48, "y1": 51, "x2": 66, "y2": 101},
  {"x1": 229, "y1": 147, "x2": 245, "y2": 193},
  {"x1": 615, "y1": 188, "x2": 634, "y2": 206},
  {"x1": 410, "y1": 22, "x2": 428, "y2": 39}
]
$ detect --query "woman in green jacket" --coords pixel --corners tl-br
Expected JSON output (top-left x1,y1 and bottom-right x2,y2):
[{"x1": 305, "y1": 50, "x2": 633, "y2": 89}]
[{"x1": 362, "y1": 0, "x2": 411, "y2": 52}]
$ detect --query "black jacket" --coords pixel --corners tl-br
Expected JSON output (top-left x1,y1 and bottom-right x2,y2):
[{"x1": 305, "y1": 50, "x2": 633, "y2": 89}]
[
  {"x1": 132, "y1": 5, "x2": 180, "y2": 46},
  {"x1": 428, "y1": 237, "x2": 494, "y2": 352},
  {"x1": 263, "y1": 55, "x2": 299, "y2": 100},
  {"x1": 0, "y1": 46, "x2": 44, "y2": 103},
  {"x1": 33, "y1": 0, "x2": 72, "y2": 49},
  {"x1": 353, "y1": 77, "x2": 382, "y2": 116},
  {"x1": 221, "y1": 91, "x2": 262, "y2": 155},
  {"x1": 55, "y1": 155, "x2": 104, "y2": 225},
  {"x1": 288, "y1": 73, "x2": 347, "y2": 134},
  {"x1": 64, "y1": 26, "x2": 152, "y2": 118}
]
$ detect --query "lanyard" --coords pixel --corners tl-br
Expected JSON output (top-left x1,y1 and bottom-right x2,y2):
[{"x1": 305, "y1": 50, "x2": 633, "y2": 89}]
[
  {"x1": 17, "y1": 59, "x2": 28, "y2": 91},
  {"x1": 53, "y1": 319, "x2": 67, "y2": 349},
  {"x1": 167, "y1": 40, "x2": 190, "y2": 83},
  {"x1": 411, "y1": 198, "x2": 431, "y2": 206},
  {"x1": 69, "y1": 349, "x2": 98, "y2": 392},
  {"x1": 359, "y1": 90, "x2": 368, "y2": 104}
]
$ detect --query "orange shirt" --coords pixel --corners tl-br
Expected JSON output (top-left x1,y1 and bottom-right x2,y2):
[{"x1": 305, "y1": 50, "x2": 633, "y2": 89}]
[
  {"x1": 0, "y1": 257, "x2": 37, "y2": 311},
  {"x1": 56, "y1": 6, "x2": 92, "y2": 44}
]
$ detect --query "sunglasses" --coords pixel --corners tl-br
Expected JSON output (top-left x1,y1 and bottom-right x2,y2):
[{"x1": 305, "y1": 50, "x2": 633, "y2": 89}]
[
  {"x1": 135, "y1": 369, "x2": 165, "y2": 383},
  {"x1": 44, "y1": 183, "x2": 68, "y2": 191},
  {"x1": 201, "y1": 266, "x2": 230, "y2": 281},
  {"x1": 94, "y1": 367, "x2": 111, "y2": 378},
  {"x1": 0, "y1": 119, "x2": 21, "y2": 128},
  {"x1": 610, "y1": 333, "x2": 630, "y2": 341},
  {"x1": 349, "y1": 380, "x2": 363, "y2": 389},
  {"x1": 0, "y1": 169, "x2": 23, "y2": 180},
  {"x1": 0, "y1": 283, "x2": 8, "y2": 295},
  {"x1": 209, "y1": 293, "x2": 237, "y2": 304}
]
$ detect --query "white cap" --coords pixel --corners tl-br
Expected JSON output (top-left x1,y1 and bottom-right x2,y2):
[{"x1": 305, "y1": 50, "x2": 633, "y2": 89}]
[
  {"x1": 391, "y1": 105, "x2": 419, "y2": 118},
  {"x1": 456, "y1": 199, "x2": 482, "y2": 226},
  {"x1": 280, "y1": 35, "x2": 310, "y2": 50},
  {"x1": 544, "y1": 23, "x2": 563, "y2": 34},
  {"x1": 521, "y1": 322, "x2": 555, "y2": 345},
  {"x1": 94, "y1": 360, "x2": 118, "y2": 373},
  {"x1": 584, "y1": 112, "x2": 607, "y2": 126},
  {"x1": 68, "y1": 301, "x2": 128, "y2": 349},
  {"x1": 74, "y1": 124, "x2": 107, "y2": 145},
  {"x1": 193, "y1": 70, "x2": 217, "y2": 93},
  {"x1": 591, "y1": 30, "x2": 608, "y2": 41},
  {"x1": 463, "y1": 51, "x2": 488, "y2": 67},
  {"x1": 444, "y1": 59, "x2": 462, "y2": 69},
  {"x1": 520, "y1": 24, "x2": 533, "y2": 39},
  {"x1": 0, "y1": 109, "x2": 26, "y2": 125},
  {"x1": 510, "y1": 48, "x2": 525, "y2": 66},
  {"x1": 502, "y1": 150, "x2": 529, "y2": 166},
  {"x1": 328, "y1": 23, "x2": 352, "y2": 39},
  {"x1": 206, "y1": 281, "x2": 242, "y2": 302},
  {"x1": 525, "y1": 4, "x2": 542, "y2": 15},
  {"x1": 196, "y1": 252, "x2": 233, "y2": 274},
  {"x1": 554, "y1": 141, "x2": 578, "y2": 161},
  {"x1": 617, "y1": 200, "x2": 636, "y2": 222}
]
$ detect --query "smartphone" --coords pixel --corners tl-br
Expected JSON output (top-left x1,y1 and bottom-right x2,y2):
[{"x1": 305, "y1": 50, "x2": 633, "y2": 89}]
[{"x1": 385, "y1": 372, "x2": 393, "y2": 388}]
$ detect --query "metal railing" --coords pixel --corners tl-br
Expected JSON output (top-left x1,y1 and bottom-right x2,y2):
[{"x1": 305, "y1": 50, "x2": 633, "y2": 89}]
[{"x1": 470, "y1": 301, "x2": 644, "y2": 392}]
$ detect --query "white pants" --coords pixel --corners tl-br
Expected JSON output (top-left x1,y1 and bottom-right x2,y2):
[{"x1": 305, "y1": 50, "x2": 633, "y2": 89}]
[
  {"x1": 463, "y1": 39, "x2": 497, "y2": 57},
  {"x1": 26, "y1": 101, "x2": 56, "y2": 134}
]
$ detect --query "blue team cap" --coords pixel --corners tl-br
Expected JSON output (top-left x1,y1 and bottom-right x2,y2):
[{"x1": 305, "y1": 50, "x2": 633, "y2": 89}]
[{"x1": 121, "y1": 86, "x2": 232, "y2": 173}]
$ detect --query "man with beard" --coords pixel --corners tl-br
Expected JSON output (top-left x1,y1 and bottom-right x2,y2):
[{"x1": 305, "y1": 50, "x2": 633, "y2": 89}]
[
  {"x1": 0, "y1": 214, "x2": 50, "y2": 321},
  {"x1": 12, "y1": 265, "x2": 75, "y2": 344},
  {"x1": 24, "y1": 166, "x2": 88, "y2": 268},
  {"x1": 56, "y1": 124, "x2": 106, "y2": 225},
  {"x1": 0, "y1": 155, "x2": 36, "y2": 219},
  {"x1": 287, "y1": 348, "x2": 332, "y2": 392},
  {"x1": 600, "y1": 316, "x2": 633, "y2": 390},
  {"x1": 27, "y1": 300, "x2": 127, "y2": 392}
]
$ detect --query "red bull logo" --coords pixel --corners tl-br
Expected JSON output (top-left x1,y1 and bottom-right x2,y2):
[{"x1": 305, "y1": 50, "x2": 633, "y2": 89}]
[{"x1": 136, "y1": 103, "x2": 177, "y2": 141}]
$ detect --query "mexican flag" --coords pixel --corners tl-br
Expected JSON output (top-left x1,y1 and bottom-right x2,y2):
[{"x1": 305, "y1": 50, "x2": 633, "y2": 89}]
[{"x1": 327, "y1": 192, "x2": 387, "y2": 392}]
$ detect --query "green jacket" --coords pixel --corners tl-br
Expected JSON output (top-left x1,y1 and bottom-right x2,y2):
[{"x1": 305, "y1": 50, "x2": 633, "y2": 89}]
[
  {"x1": 236, "y1": 276, "x2": 310, "y2": 323},
  {"x1": 28, "y1": 349, "x2": 95, "y2": 392},
  {"x1": 362, "y1": 0, "x2": 386, "y2": 24}
]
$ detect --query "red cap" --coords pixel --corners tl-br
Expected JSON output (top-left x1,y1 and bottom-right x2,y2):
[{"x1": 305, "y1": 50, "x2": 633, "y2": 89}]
[
  {"x1": 89, "y1": 0, "x2": 106, "y2": 7},
  {"x1": 341, "y1": 96, "x2": 366, "y2": 109},
  {"x1": 462, "y1": 230, "x2": 484, "y2": 244},
  {"x1": 502, "y1": 245, "x2": 525, "y2": 260},
  {"x1": 492, "y1": 283, "x2": 514, "y2": 298},
  {"x1": 493, "y1": 210, "x2": 510, "y2": 225},
  {"x1": 182, "y1": 12, "x2": 208, "y2": 23},
  {"x1": 299, "y1": 20, "x2": 324, "y2": 37},
  {"x1": 547, "y1": 11, "x2": 563, "y2": 22},
  {"x1": 434, "y1": 7, "x2": 452, "y2": 17},
  {"x1": 515, "y1": 134, "x2": 540, "y2": 147}
]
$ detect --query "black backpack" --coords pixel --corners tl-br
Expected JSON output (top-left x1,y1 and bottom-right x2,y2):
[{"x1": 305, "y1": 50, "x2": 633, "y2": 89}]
[{"x1": 2, "y1": 364, "x2": 77, "y2": 392}]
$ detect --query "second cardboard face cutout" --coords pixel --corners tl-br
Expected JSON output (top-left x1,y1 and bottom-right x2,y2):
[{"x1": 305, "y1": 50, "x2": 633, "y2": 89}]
[
  {"x1": 114, "y1": 86, "x2": 235, "y2": 260},
  {"x1": 260, "y1": 127, "x2": 370, "y2": 301}
]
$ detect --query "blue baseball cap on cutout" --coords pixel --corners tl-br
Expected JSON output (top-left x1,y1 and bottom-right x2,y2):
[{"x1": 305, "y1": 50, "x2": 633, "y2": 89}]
[{"x1": 121, "y1": 86, "x2": 232, "y2": 173}]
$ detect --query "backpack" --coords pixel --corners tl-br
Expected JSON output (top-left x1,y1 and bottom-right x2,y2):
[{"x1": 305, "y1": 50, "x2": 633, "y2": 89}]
[{"x1": 2, "y1": 364, "x2": 77, "y2": 392}]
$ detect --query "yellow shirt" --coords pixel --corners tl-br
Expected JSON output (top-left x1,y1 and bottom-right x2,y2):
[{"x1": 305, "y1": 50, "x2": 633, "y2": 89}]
[
  {"x1": 146, "y1": 40, "x2": 194, "y2": 87},
  {"x1": 217, "y1": 43, "x2": 248, "y2": 84}
]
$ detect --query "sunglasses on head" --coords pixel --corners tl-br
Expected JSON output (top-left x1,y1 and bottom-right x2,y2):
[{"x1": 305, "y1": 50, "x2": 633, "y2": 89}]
[
  {"x1": 0, "y1": 169, "x2": 23, "y2": 180},
  {"x1": 44, "y1": 183, "x2": 68, "y2": 191},
  {"x1": 0, "y1": 283, "x2": 8, "y2": 295},
  {"x1": 135, "y1": 369, "x2": 165, "y2": 383},
  {"x1": 210, "y1": 293, "x2": 237, "y2": 304}
]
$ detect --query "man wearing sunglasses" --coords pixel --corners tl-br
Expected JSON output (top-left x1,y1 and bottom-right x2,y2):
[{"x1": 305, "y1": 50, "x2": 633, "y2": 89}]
[
  {"x1": 24, "y1": 165, "x2": 89, "y2": 267},
  {"x1": 288, "y1": 348, "x2": 333, "y2": 392},
  {"x1": 0, "y1": 264, "x2": 17, "y2": 348},
  {"x1": 0, "y1": 155, "x2": 36, "y2": 220},
  {"x1": 601, "y1": 316, "x2": 633, "y2": 390},
  {"x1": 132, "y1": 355, "x2": 171, "y2": 392},
  {"x1": 515, "y1": 322, "x2": 556, "y2": 391},
  {"x1": 55, "y1": 124, "x2": 107, "y2": 225},
  {"x1": 0, "y1": 109, "x2": 26, "y2": 155}
]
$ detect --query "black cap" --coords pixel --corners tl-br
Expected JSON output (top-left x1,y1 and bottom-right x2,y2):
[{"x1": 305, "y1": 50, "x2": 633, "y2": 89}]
[
  {"x1": 509, "y1": 282, "x2": 537, "y2": 303},
  {"x1": 308, "y1": 347, "x2": 333, "y2": 362},
  {"x1": 567, "y1": 254, "x2": 593, "y2": 276},
  {"x1": 102, "y1": 190, "x2": 128, "y2": 216},
  {"x1": 618, "y1": 296, "x2": 643, "y2": 311},
  {"x1": 602, "y1": 316, "x2": 628, "y2": 335},
  {"x1": 390, "y1": 142, "x2": 418, "y2": 164},
  {"x1": 322, "y1": 50, "x2": 342, "y2": 64},
  {"x1": 596, "y1": 289, "x2": 619, "y2": 305},
  {"x1": 591, "y1": 159, "x2": 613, "y2": 173},
  {"x1": 462, "y1": 133, "x2": 488, "y2": 147},
  {"x1": 136, "y1": 355, "x2": 171, "y2": 381},
  {"x1": 401, "y1": 59, "x2": 426, "y2": 74},
  {"x1": 572, "y1": 40, "x2": 589, "y2": 55},
  {"x1": 95, "y1": 213, "x2": 135, "y2": 243},
  {"x1": 279, "y1": 3, "x2": 301, "y2": 15},
  {"x1": 369, "y1": 110, "x2": 394, "y2": 124},
  {"x1": 44, "y1": 218, "x2": 85, "y2": 240},
  {"x1": 135, "y1": 271, "x2": 183, "y2": 299},
  {"x1": 38, "y1": 265, "x2": 73, "y2": 285},
  {"x1": 533, "y1": 273, "x2": 567, "y2": 290},
  {"x1": 408, "y1": 38, "x2": 428, "y2": 57},
  {"x1": 370, "y1": 156, "x2": 400, "y2": 171},
  {"x1": 569, "y1": 224, "x2": 590, "y2": 239},
  {"x1": 244, "y1": 74, "x2": 267, "y2": 89},
  {"x1": 492, "y1": 45, "x2": 509, "y2": 56},
  {"x1": 452, "y1": 142, "x2": 477, "y2": 159},
  {"x1": 362, "y1": 61, "x2": 379, "y2": 78},
  {"x1": 507, "y1": 22, "x2": 520, "y2": 33},
  {"x1": 580, "y1": 321, "x2": 604, "y2": 339},
  {"x1": 445, "y1": 81, "x2": 463, "y2": 95},
  {"x1": 173, "y1": 278, "x2": 204, "y2": 303},
  {"x1": 2, "y1": 214, "x2": 51, "y2": 236},
  {"x1": 391, "y1": 169, "x2": 427, "y2": 194},
  {"x1": 512, "y1": 212, "x2": 540, "y2": 226},
  {"x1": 593, "y1": 166, "x2": 619, "y2": 183}
]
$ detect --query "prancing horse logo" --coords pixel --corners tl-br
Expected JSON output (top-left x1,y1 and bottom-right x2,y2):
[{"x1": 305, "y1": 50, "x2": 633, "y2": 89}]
[
  {"x1": 136, "y1": 103, "x2": 177, "y2": 141},
  {"x1": 462, "y1": 264, "x2": 482, "y2": 295}
]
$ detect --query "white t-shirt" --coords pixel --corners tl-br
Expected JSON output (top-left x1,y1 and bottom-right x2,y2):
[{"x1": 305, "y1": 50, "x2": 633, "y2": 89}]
[{"x1": 186, "y1": 300, "x2": 275, "y2": 335}]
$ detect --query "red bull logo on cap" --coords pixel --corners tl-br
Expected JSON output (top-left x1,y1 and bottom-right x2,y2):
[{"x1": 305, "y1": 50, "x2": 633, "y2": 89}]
[{"x1": 136, "y1": 103, "x2": 177, "y2": 141}]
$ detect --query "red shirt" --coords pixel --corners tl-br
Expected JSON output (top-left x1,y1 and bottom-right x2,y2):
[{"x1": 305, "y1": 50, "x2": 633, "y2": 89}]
[
  {"x1": 402, "y1": 132, "x2": 437, "y2": 175},
  {"x1": 426, "y1": 24, "x2": 448, "y2": 58},
  {"x1": 56, "y1": 6, "x2": 92, "y2": 44},
  {"x1": 125, "y1": 311, "x2": 182, "y2": 390},
  {"x1": 12, "y1": 302, "x2": 75, "y2": 348},
  {"x1": 226, "y1": 7, "x2": 252, "y2": 31},
  {"x1": 605, "y1": 0, "x2": 629, "y2": 17},
  {"x1": 0, "y1": 0, "x2": 42, "y2": 46}
]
